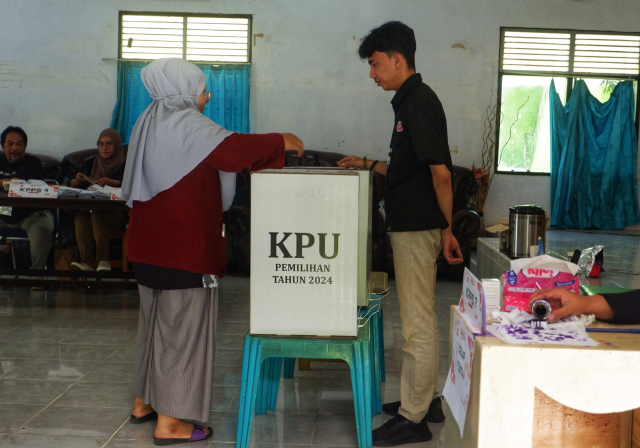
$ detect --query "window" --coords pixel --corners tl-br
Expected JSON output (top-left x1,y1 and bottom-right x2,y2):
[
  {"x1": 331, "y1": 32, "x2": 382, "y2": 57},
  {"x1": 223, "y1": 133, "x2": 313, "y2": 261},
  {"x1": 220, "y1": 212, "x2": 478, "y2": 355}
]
[
  {"x1": 119, "y1": 12, "x2": 252, "y2": 63},
  {"x1": 496, "y1": 28, "x2": 640, "y2": 174}
]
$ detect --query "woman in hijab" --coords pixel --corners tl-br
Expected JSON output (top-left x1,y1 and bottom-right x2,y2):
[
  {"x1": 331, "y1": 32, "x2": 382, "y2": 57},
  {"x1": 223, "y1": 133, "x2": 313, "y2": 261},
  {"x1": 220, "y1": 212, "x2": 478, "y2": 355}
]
[
  {"x1": 122, "y1": 58, "x2": 303, "y2": 445},
  {"x1": 70, "y1": 128, "x2": 126, "y2": 272}
]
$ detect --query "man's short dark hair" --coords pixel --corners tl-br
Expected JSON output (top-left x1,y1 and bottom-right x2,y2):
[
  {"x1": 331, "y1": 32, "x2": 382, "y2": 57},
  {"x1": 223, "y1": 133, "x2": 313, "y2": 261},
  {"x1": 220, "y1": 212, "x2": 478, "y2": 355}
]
[
  {"x1": 1, "y1": 126, "x2": 28, "y2": 147},
  {"x1": 358, "y1": 21, "x2": 416, "y2": 70}
]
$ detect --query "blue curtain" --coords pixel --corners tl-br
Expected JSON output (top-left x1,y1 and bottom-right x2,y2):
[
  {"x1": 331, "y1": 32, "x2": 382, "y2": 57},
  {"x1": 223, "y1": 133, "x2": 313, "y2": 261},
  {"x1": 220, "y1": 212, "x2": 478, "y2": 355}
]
[
  {"x1": 110, "y1": 61, "x2": 151, "y2": 144},
  {"x1": 197, "y1": 64, "x2": 251, "y2": 134},
  {"x1": 550, "y1": 79, "x2": 639, "y2": 229},
  {"x1": 110, "y1": 61, "x2": 251, "y2": 143}
]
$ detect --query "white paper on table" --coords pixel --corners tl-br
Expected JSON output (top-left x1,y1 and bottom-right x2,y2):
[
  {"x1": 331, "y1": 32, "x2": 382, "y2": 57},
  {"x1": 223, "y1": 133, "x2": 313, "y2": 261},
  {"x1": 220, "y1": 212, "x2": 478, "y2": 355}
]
[
  {"x1": 458, "y1": 268, "x2": 486, "y2": 334},
  {"x1": 443, "y1": 308, "x2": 475, "y2": 438},
  {"x1": 509, "y1": 254, "x2": 579, "y2": 275},
  {"x1": 481, "y1": 279, "x2": 501, "y2": 311},
  {"x1": 502, "y1": 309, "x2": 530, "y2": 325},
  {"x1": 485, "y1": 324, "x2": 509, "y2": 343}
]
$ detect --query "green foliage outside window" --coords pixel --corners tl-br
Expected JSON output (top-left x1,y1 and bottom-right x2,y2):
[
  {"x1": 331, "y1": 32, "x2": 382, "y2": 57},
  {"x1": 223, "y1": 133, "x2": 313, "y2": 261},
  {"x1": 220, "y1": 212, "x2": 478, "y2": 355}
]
[{"x1": 498, "y1": 85, "x2": 544, "y2": 171}]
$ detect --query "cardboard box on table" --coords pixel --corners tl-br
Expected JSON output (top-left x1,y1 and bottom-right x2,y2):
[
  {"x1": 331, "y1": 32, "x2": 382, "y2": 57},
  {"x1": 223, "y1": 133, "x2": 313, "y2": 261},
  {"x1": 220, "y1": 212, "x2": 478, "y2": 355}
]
[
  {"x1": 8, "y1": 180, "x2": 58, "y2": 198},
  {"x1": 250, "y1": 168, "x2": 372, "y2": 337}
]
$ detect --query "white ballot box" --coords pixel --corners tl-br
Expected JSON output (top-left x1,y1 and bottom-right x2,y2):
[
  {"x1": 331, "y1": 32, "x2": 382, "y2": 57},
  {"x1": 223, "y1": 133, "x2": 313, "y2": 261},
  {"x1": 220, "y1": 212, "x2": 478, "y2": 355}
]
[{"x1": 250, "y1": 168, "x2": 372, "y2": 337}]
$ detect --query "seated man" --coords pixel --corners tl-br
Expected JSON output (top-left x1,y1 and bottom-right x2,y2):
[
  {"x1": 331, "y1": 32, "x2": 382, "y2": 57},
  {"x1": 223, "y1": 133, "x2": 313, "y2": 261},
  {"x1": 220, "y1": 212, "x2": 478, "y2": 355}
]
[
  {"x1": 529, "y1": 287, "x2": 640, "y2": 325},
  {"x1": 0, "y1": 126, "x2": 54, "y2": 273}
]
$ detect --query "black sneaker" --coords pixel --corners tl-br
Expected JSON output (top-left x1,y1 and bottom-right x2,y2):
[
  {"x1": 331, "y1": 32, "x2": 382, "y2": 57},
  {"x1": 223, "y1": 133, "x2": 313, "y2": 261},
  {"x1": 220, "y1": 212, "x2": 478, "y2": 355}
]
[
  {"x1": 381, "y1": 397, "x2": 445, "y2": 423},
  {"x1": 372, "y1": 414, "x2": 432, "y2": 447}
]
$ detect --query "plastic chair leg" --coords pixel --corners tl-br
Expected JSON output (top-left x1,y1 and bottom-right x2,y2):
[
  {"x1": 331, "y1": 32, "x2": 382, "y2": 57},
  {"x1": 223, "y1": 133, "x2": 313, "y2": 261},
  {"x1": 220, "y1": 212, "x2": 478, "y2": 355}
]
[
  {"x1": 267, "y1": 357, "x2": 283, "y2": 411},
  {"x1": 283, "y1": 357, "x2": 296, "y2": 378},
  {"x1": 370, "y1": 314, "x2": 382, "y2": 414},
  {"x1": 379, "y1": 309, "x2": 386, "y2": 382},
  {"x1": 255, "y1": 358, "x2": 269, "y2": 415},
  {"x1": 236, "y1": 337, "x2": 262, "y2": 448},
  {"x1": 255, "y1": 357, "x2": 283, "y2": 414},
  {"x1": 369, "y1": 337, "x2": 381, "y2": 415},
  {"x1": 350, "y1": 340, "x2": 373, "y2": 448}
]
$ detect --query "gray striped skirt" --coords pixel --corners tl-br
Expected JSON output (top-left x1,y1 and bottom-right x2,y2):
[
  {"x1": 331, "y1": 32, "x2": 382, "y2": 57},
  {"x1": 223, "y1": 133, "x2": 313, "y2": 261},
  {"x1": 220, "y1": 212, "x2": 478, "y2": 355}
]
[{"x1": 134, "y1": 285, "x2": 218, "y2": 423}]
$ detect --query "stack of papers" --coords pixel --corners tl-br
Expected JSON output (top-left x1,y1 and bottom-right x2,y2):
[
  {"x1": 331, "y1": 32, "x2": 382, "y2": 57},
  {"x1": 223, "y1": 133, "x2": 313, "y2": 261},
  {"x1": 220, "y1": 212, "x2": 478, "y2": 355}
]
[
  {"x1": 57, "y1": 186, "x2": 111, "y2": 199},
  {"x1": 58, "y1": 186, "x2": 83, "y2": 198},
  {"x1": 58, "y1": 186, "x2": 95, "y2": 198},
  {"x1": 88, "y1": 185, "x2": 111, "y2": 198}
]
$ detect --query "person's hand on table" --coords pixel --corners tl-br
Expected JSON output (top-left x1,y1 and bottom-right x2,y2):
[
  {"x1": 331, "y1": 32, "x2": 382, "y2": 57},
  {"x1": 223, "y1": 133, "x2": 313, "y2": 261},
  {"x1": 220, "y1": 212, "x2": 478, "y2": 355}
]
[
  {"x1": 96, "y1": 177, "x2": 119, "y2": 187},
  {"x1": 337, "y1": 156, "x2": 365, "y2": 169},
  {"x1": 281, "y1": 133, "x2": 304, "y2": 157},
  {"x1": 528, "y1": 288, "x2": 613, "y2": 321},
  {"x1": 441, "y1": 228, "x2": 464, "y2": 265},
  {"x1": 69, "y1": 172, "x2": 86, "y2": 188}
]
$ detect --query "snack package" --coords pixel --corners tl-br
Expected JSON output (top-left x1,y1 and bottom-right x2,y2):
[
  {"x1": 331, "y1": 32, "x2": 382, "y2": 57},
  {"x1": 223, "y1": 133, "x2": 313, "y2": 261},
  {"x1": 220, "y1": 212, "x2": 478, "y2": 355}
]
[
  {"x1": 571, "y1": 245, "x2": 604, "y2": 278},
  {"x1": 501, "y1": 255, "x2": 580, "y2": 313}
]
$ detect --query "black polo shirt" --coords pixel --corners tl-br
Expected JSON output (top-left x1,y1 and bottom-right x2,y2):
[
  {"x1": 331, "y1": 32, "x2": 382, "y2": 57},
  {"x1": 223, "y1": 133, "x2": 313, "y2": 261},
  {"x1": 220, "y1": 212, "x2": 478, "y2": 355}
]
[{"x1": 385, "y1": 73, "x2": 453, "y2": 232}]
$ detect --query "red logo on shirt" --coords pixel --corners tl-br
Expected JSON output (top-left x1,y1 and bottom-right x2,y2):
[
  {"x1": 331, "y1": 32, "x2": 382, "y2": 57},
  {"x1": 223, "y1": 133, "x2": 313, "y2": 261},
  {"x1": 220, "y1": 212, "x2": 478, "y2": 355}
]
[{"x1": 396, "y1": 121, "x2": 403, "y2": 132}]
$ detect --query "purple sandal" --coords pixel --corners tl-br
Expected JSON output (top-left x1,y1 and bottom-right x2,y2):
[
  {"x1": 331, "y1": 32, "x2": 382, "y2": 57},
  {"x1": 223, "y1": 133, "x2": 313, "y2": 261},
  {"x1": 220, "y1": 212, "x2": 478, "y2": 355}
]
[{"x1": 153, "y1": 424, "x2": 213, "y2": 446}]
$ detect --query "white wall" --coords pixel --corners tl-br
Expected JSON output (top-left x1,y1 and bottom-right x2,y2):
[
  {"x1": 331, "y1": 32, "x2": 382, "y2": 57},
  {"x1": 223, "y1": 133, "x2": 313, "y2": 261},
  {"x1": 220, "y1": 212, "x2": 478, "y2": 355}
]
[{"x1": 1, "y1": 0, "x2": 639, "y2": 224}]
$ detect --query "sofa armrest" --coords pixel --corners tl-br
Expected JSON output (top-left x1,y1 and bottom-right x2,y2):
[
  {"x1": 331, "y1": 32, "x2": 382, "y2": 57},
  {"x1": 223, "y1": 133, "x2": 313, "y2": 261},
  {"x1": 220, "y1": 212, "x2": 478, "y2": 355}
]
[{"x1": 451, "y1": 209, "x2": 481, "y2": 245}]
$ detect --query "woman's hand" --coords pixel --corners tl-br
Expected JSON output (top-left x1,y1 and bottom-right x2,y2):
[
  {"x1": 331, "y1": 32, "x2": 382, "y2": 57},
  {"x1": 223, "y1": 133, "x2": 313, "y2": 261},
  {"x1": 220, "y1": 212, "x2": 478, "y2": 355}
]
[
  {"x1": 69, "y1": 172, "x2": 85, "y2": 188},
  {"x1": 281, "y1": 133, "x2": 304, "y2": 157},
  {"x1": 338, "y1": 156, "x2": 364, "y2": 169},
  {"x1": 96, "y1": 177, "x2": 119, "y2": 187}
]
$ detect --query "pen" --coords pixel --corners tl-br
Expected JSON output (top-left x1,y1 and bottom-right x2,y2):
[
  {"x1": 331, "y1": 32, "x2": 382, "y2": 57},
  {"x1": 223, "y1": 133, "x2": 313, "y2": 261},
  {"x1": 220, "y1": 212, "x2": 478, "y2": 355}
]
[{"x1": 585, "y1": 328, "x2": 640, "y2": 334}]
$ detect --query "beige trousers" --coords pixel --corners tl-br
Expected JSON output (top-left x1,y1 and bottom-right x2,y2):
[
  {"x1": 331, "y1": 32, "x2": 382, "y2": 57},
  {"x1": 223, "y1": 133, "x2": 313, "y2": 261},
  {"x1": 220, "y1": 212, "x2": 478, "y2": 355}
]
[
  {"x1": 74, "y1": 210, "x2": 125, "y2": 265},
  {"x1": 389, "y1": 229, "x2": 442, "y2": 422}
]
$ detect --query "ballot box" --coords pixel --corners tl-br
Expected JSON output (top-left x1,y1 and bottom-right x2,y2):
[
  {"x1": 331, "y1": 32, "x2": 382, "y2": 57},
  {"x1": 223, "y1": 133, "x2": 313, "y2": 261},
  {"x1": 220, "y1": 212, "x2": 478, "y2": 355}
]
[{"x1": 250, "y1": 168, "x2": 372, "y2": 337}]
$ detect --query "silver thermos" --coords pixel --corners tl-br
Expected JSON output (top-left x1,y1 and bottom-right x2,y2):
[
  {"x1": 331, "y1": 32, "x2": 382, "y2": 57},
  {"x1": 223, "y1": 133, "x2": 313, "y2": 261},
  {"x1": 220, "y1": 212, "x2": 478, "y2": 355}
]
[{"x1": 508, "y1": 205, "x2": 546, "y2": 258}]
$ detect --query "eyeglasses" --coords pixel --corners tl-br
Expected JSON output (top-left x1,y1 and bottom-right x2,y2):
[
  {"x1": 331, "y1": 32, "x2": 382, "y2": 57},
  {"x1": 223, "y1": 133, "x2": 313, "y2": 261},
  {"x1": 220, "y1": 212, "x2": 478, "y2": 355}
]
[{"x1": 204, "y1": 90, "x2": 212, "y2": 103}]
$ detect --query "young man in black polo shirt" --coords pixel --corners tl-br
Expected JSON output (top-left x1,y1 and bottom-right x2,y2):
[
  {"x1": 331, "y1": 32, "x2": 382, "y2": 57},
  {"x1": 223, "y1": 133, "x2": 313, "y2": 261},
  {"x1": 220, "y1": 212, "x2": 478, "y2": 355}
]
[{"x1": 339, "y1": 21, "x2": 464, "y2": 446}]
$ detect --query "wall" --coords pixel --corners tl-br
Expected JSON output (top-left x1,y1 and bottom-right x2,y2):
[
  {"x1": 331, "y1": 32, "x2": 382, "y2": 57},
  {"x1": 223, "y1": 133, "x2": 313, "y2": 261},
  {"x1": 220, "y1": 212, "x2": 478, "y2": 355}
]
[{"x1": 1, "y1": 0, "x2": 639, "y2": 225}]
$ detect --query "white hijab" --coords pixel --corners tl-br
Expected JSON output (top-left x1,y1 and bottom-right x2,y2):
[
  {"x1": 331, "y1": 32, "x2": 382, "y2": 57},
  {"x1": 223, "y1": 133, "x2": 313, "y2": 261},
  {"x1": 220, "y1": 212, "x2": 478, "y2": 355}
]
[{"x1": 121, "y1": 58, "x2": 236, "y2": 209}]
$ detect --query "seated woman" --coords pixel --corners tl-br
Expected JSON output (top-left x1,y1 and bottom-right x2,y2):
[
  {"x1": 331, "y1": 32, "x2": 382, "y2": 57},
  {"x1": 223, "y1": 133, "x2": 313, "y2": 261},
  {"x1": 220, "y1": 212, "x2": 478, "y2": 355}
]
[
  {"x1": 528, "y1": 287, "x2": 640, "y2": 324},
  {"x1": 69, "y1": 128, "x2": 126, "y2": 272}
]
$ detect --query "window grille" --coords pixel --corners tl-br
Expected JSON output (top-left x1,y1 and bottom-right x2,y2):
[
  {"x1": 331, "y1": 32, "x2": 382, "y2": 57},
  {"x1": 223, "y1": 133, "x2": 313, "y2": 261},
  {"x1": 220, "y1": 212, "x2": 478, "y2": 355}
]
[
  {"x1": 119, "y1": 13, "x2": 251, "y2": 63},
  {"x1": 496, "y1": 28, "x2": 640, "y2": 174}
]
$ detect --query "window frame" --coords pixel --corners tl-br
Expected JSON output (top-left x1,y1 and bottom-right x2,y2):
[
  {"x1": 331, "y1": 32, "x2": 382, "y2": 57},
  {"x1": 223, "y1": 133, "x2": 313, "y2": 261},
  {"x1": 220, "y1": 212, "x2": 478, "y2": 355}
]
[
  {"x1": 118, "y1": 11, "x2": 253, "y2": 64},
  {"x1": 495, "y1": 27, "x2": 640, "y2": 176}
]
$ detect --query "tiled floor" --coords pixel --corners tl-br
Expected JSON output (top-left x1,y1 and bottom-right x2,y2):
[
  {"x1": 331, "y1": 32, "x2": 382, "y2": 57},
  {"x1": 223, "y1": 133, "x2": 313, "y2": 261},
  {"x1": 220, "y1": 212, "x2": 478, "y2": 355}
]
[
  {"x1": 0, "y1": 229, "x2": 637, "y2": 448},
  {"x1": 0, "y1": 277, "x2": 458, "y2": 448}
]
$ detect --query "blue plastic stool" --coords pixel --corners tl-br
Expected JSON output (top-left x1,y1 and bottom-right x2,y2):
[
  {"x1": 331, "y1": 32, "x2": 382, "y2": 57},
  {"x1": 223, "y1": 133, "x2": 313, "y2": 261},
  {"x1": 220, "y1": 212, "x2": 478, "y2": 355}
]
[
  {"x1": 282, "y1": 295, "x2": 385, "y2": 384},
  {"x1": 237, "y1": 322, "x2": 375, "y2": 448}
]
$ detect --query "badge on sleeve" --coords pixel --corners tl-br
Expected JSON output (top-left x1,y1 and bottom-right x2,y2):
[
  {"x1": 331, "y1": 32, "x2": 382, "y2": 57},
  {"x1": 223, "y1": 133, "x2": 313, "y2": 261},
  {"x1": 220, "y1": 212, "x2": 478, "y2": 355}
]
[{"x1": 396, "y1": 121, "x2": 404, "y2": 132}]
